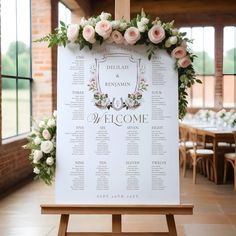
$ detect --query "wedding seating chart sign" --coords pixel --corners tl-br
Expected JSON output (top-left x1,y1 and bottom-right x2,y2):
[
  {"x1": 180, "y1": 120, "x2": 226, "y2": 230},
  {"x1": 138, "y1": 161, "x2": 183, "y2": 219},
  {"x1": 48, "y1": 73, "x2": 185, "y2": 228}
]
[{"x1": 56, "y1": 43, "x2": 179, "y2": 204}]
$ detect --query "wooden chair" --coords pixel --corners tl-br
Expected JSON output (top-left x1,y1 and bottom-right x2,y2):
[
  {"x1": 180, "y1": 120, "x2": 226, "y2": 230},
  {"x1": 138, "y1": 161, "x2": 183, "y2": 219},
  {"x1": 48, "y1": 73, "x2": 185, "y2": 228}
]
[
  {"x1": 223, "y1": 131, "x2": 236, "y2": 190},
  {"x1": 187, "y1": 127, "x2": 215, "y2": 184},
  {"x1": 179, "y1": 125, "x2": 194, "y2": 177}
]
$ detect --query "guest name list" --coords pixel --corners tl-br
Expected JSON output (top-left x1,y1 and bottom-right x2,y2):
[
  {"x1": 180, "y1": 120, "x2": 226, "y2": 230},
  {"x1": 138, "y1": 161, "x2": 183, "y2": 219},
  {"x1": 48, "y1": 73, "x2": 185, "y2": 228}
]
[{"x1": 56, "y1": 44, "x2": 179, "y2": 204}]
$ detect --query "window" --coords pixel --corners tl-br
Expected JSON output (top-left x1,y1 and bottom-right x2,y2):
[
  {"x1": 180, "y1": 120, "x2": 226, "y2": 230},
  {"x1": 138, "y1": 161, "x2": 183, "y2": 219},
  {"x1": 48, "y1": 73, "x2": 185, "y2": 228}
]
[
  {"x1": 180, "y1": 27, "x2": 215, "y2": 108},
  {"x1": 1, "y1": 0, "x2": 32, "y2": 139},
  {"x1": 58, "y1": 1, "x2": 71, "y2": 25},
  {"x1": 223, "y1": 26, "x2": 236, "y2": 107}
]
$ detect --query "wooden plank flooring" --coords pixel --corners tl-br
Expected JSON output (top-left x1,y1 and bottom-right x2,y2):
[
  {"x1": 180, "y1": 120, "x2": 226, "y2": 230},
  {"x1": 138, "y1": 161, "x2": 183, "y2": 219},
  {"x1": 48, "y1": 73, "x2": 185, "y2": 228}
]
[{"x1": 0, "y1": 169, "x2": 236, "y2": 236}]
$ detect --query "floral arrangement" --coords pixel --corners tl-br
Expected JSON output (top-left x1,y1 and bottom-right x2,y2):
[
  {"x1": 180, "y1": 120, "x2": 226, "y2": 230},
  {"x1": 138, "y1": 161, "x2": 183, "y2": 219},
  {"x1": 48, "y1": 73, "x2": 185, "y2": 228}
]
[
  {"x1": 36, "y1": 10, "x2": 199, "y2": 119},
  {"x1": 216, "y1": 109, "x2": 227, "y2": 119},
  {"x1": 23, "y1": 111, "x2": 57, "y2": 185},
  {"x1": 228, "y1": 113, "x2": 236, "y2": 127}
]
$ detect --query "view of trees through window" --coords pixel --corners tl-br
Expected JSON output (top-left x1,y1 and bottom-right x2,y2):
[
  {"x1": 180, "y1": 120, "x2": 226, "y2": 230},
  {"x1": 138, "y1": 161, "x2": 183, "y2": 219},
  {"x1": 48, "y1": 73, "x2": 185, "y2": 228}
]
[
  {"x1": 180, "y1": 27, "x2": 215, "y2": 108},
  {"x1": 1, "y1": 0, "x2": 32, "y2": 139},
  {"x1": 2, "y1": 41, "x2": 31, "y2": 88},
  {"x1": 223, "y1": 26, "x2": 236, "y2": 107}
]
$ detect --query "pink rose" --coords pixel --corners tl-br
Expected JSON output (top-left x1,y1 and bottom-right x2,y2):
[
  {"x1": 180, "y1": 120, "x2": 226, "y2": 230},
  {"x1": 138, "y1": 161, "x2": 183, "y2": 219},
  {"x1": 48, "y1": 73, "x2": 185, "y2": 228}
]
[
  {"x1": 105, "y1": 36, "x2": 113, "y2": 44},
  {"x1": 42, "y1": 129, "x2": 51, "y2": 140},
  {"x1": 82, "y1": 25, "x2": 96, "y2": 44},
  {"x1": 171, "y1": 46, "x2": 187, "y2": 59},
  {"x1": 111, "y1": 30, "x2": 124, "y2": 44},
  {"x1": 67, "y1": 24, "x2": 79, "y2": 43},
  {"x1": 178, "y1": 56, "x2": 191, "y2": 68},
  {"x1": 124, "y1": 27, "x2": 140, "y2": 45},
  {"x1": 148, "y1": 25, "x2": 165, "y2": 44},
  {"x1": 95, "y1": 20, "x2": 112, "y2": 39}
]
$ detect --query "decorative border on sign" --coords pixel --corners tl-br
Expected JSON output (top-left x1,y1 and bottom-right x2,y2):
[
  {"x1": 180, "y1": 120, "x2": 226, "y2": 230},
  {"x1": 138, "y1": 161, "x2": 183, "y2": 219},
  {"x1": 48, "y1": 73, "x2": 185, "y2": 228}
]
[{"x1": 88, "y1": 53, "x2": 148, "y2": 110}]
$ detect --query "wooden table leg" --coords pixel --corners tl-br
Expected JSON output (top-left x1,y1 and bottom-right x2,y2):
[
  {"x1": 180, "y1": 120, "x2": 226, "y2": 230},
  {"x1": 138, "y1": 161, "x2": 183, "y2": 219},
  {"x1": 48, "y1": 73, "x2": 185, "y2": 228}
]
[
  {"x1": 112, "y1": 214, "x2": 122, "y2": 233},
  {"x1": 58, "y1": 214, "x2": 69, "y2": 236},
  {"x1": 166, "y1": 214, "x2": 177, "y2": 236}
]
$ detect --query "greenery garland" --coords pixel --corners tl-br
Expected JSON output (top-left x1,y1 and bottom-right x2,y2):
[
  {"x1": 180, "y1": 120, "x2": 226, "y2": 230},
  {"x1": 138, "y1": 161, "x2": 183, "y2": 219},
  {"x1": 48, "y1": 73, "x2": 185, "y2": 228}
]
[{"x1": 36, "y1": 10, "x2": 200, "y2": 119}]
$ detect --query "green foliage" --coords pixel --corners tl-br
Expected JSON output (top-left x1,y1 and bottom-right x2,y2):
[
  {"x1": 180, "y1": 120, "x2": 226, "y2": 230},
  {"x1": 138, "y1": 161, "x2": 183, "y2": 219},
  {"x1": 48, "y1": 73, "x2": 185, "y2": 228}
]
[
  {"x1": 35, "y1": 21, "x2": 68, "y2": 47},
  {"x1": 193, "y1": 51, "x2": 214, "y2": 75},
  {"x1": 223, "y1": 48, "x2": 236, "y2": 74},
  {"x1": 2, "y1": 54, "x2": 16, "y2": 76},
  {"x1": 2, "y1": 41, "x2": 31, "y2": 87},
  {"x1": 7, "y1": 41, "x2": 29, "y2": 60}
]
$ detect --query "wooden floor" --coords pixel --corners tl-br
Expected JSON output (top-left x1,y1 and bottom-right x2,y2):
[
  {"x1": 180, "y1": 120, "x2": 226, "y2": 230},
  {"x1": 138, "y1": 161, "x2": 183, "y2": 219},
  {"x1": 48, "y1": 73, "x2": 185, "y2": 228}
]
[{"x1": 0, "y1": 169, "x2": 236, "y2": 236}]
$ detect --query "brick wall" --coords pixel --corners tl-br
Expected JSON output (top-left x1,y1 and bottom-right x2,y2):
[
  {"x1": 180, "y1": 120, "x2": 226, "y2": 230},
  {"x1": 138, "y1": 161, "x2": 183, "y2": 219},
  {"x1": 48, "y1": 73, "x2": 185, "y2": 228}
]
[{"x1": 0, "y1": 139, "x2": 31, "y2": 193}]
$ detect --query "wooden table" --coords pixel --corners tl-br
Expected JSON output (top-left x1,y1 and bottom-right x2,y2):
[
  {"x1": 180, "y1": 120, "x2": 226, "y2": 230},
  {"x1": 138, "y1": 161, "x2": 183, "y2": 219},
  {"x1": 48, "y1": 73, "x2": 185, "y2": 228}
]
[{"x1": 180, "y1": 123, "x2": 234, "y2": 184}]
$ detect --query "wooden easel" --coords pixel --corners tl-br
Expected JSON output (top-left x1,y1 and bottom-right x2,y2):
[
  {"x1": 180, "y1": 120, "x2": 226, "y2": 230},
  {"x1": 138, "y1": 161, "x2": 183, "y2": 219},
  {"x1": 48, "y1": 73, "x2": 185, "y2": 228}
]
[
  {"x1": 41, "y1": 204, "x2": 193, "y2": 236},
  {"x1": 41, "y1": 1, "x2": 193, "y2": 235}
]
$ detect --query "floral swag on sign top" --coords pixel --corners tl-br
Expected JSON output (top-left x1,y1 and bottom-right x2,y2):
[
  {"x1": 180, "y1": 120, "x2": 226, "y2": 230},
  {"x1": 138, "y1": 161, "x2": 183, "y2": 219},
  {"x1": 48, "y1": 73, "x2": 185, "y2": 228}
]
[
  {"x1": 30, "y1": 10, "x2": 200, "y2": 184},
  {"x1": 37, "y1": 10, "x2": 200, "y2": 119}
]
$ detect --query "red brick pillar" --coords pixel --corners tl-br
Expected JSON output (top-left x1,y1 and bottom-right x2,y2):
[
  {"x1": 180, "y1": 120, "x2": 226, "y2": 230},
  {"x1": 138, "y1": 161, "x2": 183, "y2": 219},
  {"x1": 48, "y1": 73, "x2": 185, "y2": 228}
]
[
  {"x1": 214, "y1": 25, "x2": 223, "y2": 108},
  {"x1": 32, "y1": 0, "x2": 59, "y2": 119}
]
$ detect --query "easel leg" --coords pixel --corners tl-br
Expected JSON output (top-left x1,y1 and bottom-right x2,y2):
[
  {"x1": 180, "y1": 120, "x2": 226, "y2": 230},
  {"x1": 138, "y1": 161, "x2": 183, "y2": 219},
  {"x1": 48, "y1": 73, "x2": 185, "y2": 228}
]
[
  {"x1": 112, "y1": 214, "x2": 122, "y2": 233},
  {"x1": 58, "y1": 214, "x2": 69, "y2": 236},
  {"x1": 166, "y1": 214, "x2": 177, "y2": 236}
]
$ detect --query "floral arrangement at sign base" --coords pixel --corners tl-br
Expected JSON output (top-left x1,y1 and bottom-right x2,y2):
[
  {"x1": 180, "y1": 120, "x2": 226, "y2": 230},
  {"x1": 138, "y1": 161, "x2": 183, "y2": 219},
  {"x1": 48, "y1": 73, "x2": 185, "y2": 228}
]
[
  {"x1": 37, "y1": 10, "x2": 200, "y2": 119},
  {"x1": 23, "y1": 111, "x2": 57, "y2": 185}
]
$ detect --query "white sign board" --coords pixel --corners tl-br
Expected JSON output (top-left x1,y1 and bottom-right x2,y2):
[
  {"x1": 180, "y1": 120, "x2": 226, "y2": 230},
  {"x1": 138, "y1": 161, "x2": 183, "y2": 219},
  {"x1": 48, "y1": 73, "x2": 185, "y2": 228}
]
[{"x1": 56, "y1": 44, "x2": 179, "y2": 204}]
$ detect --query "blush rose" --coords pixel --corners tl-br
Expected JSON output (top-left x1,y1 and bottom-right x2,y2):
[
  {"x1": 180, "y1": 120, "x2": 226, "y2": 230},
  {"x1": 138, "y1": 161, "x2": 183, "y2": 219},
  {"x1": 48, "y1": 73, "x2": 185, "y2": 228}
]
[
  {"x1": 83, "y1": 25, "x2": 96, "y2": 44},
  {"x1": 124, "y1": 27, "x2": 140, "y2": 45},
  {"x1": 148, "y1": 25, "x2": 165, "y2": 44},
  {"x1": 95, "y1": 20, "x2": 112, "y2": 39},
  {"x1": 171, "y1": 46, "x2": 187, "y2": 59},
  {"x1": 67, "y1": 24, "x2": 79, "y2": 43},
  {"x1": 42, "y1": 129, "x2": 51, "y2": 140},
  {"x1": 178, "y1": 56, "x2": 192, "y2": 68},
  {"x1": 111, "y1": 30, "x2": 124, "y2": 44}
]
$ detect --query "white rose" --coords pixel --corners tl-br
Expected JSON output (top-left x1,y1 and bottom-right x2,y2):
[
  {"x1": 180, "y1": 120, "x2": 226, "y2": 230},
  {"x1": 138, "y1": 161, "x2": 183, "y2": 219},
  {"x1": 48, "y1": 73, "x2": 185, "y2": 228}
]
[
  {"x1": 100, "y1": 12, "x2": 111, "y2": 21},
  {"x1": 137, "y1": 22, "x2": 146, "y2": 32},
  {"x1": 67, "y1": 24, "x2": 79, "y2": 43},
  {"x1": 88, "y1": 17, "x2": 96, "y2": 27},
  {"x1": 42, "y1": 129, "x2": 51, "y2": 140},
  {"x1": 46, "y1": 157, "x2": 54, "y2": 166},
  {"x1": 34, "y1": 137, "x2": 41, "y2": 145},
  {"x1": 80, "y1": 17, "x2": 88, "y2": 27},
  {"x1": 119, "y1": 22, "x2": 127, "y2": 31},
  {"x1": 47, "y1": 118, "x2": 56, "y2": 127},
  {"x1": 53, "y1": 110, "x2": 57, "y2": 118},
  {"x1": 41, "y1": 141, "x2": 54, "y2": 154},
  {"x1": 95, "y1": 20, "x2": 112, "y2": 39},
  {"x1": 141, "y1": 17, "x2": 149, "y2": 24},
  {"x1": 111, "y1": 20, "x2": 120, "y2": 30},
  {"x1": 33, "y1": 167, "x2": 40, "y2": 174},
  {"x1": 172, "y1": 28, "x2": 179, "y2": 36},
  {"x1": 39, "y1": 120, "x2": 45, "y2": 128},
  {"x1": 169, "y1": 36, "x2": 178, "y2": 45},
  {"x1": 33, "y1": 150, "x2": 43, "y2": 162},
  {"x1": 165, "y1": 39, "x2": 172, "y2": 48}
]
